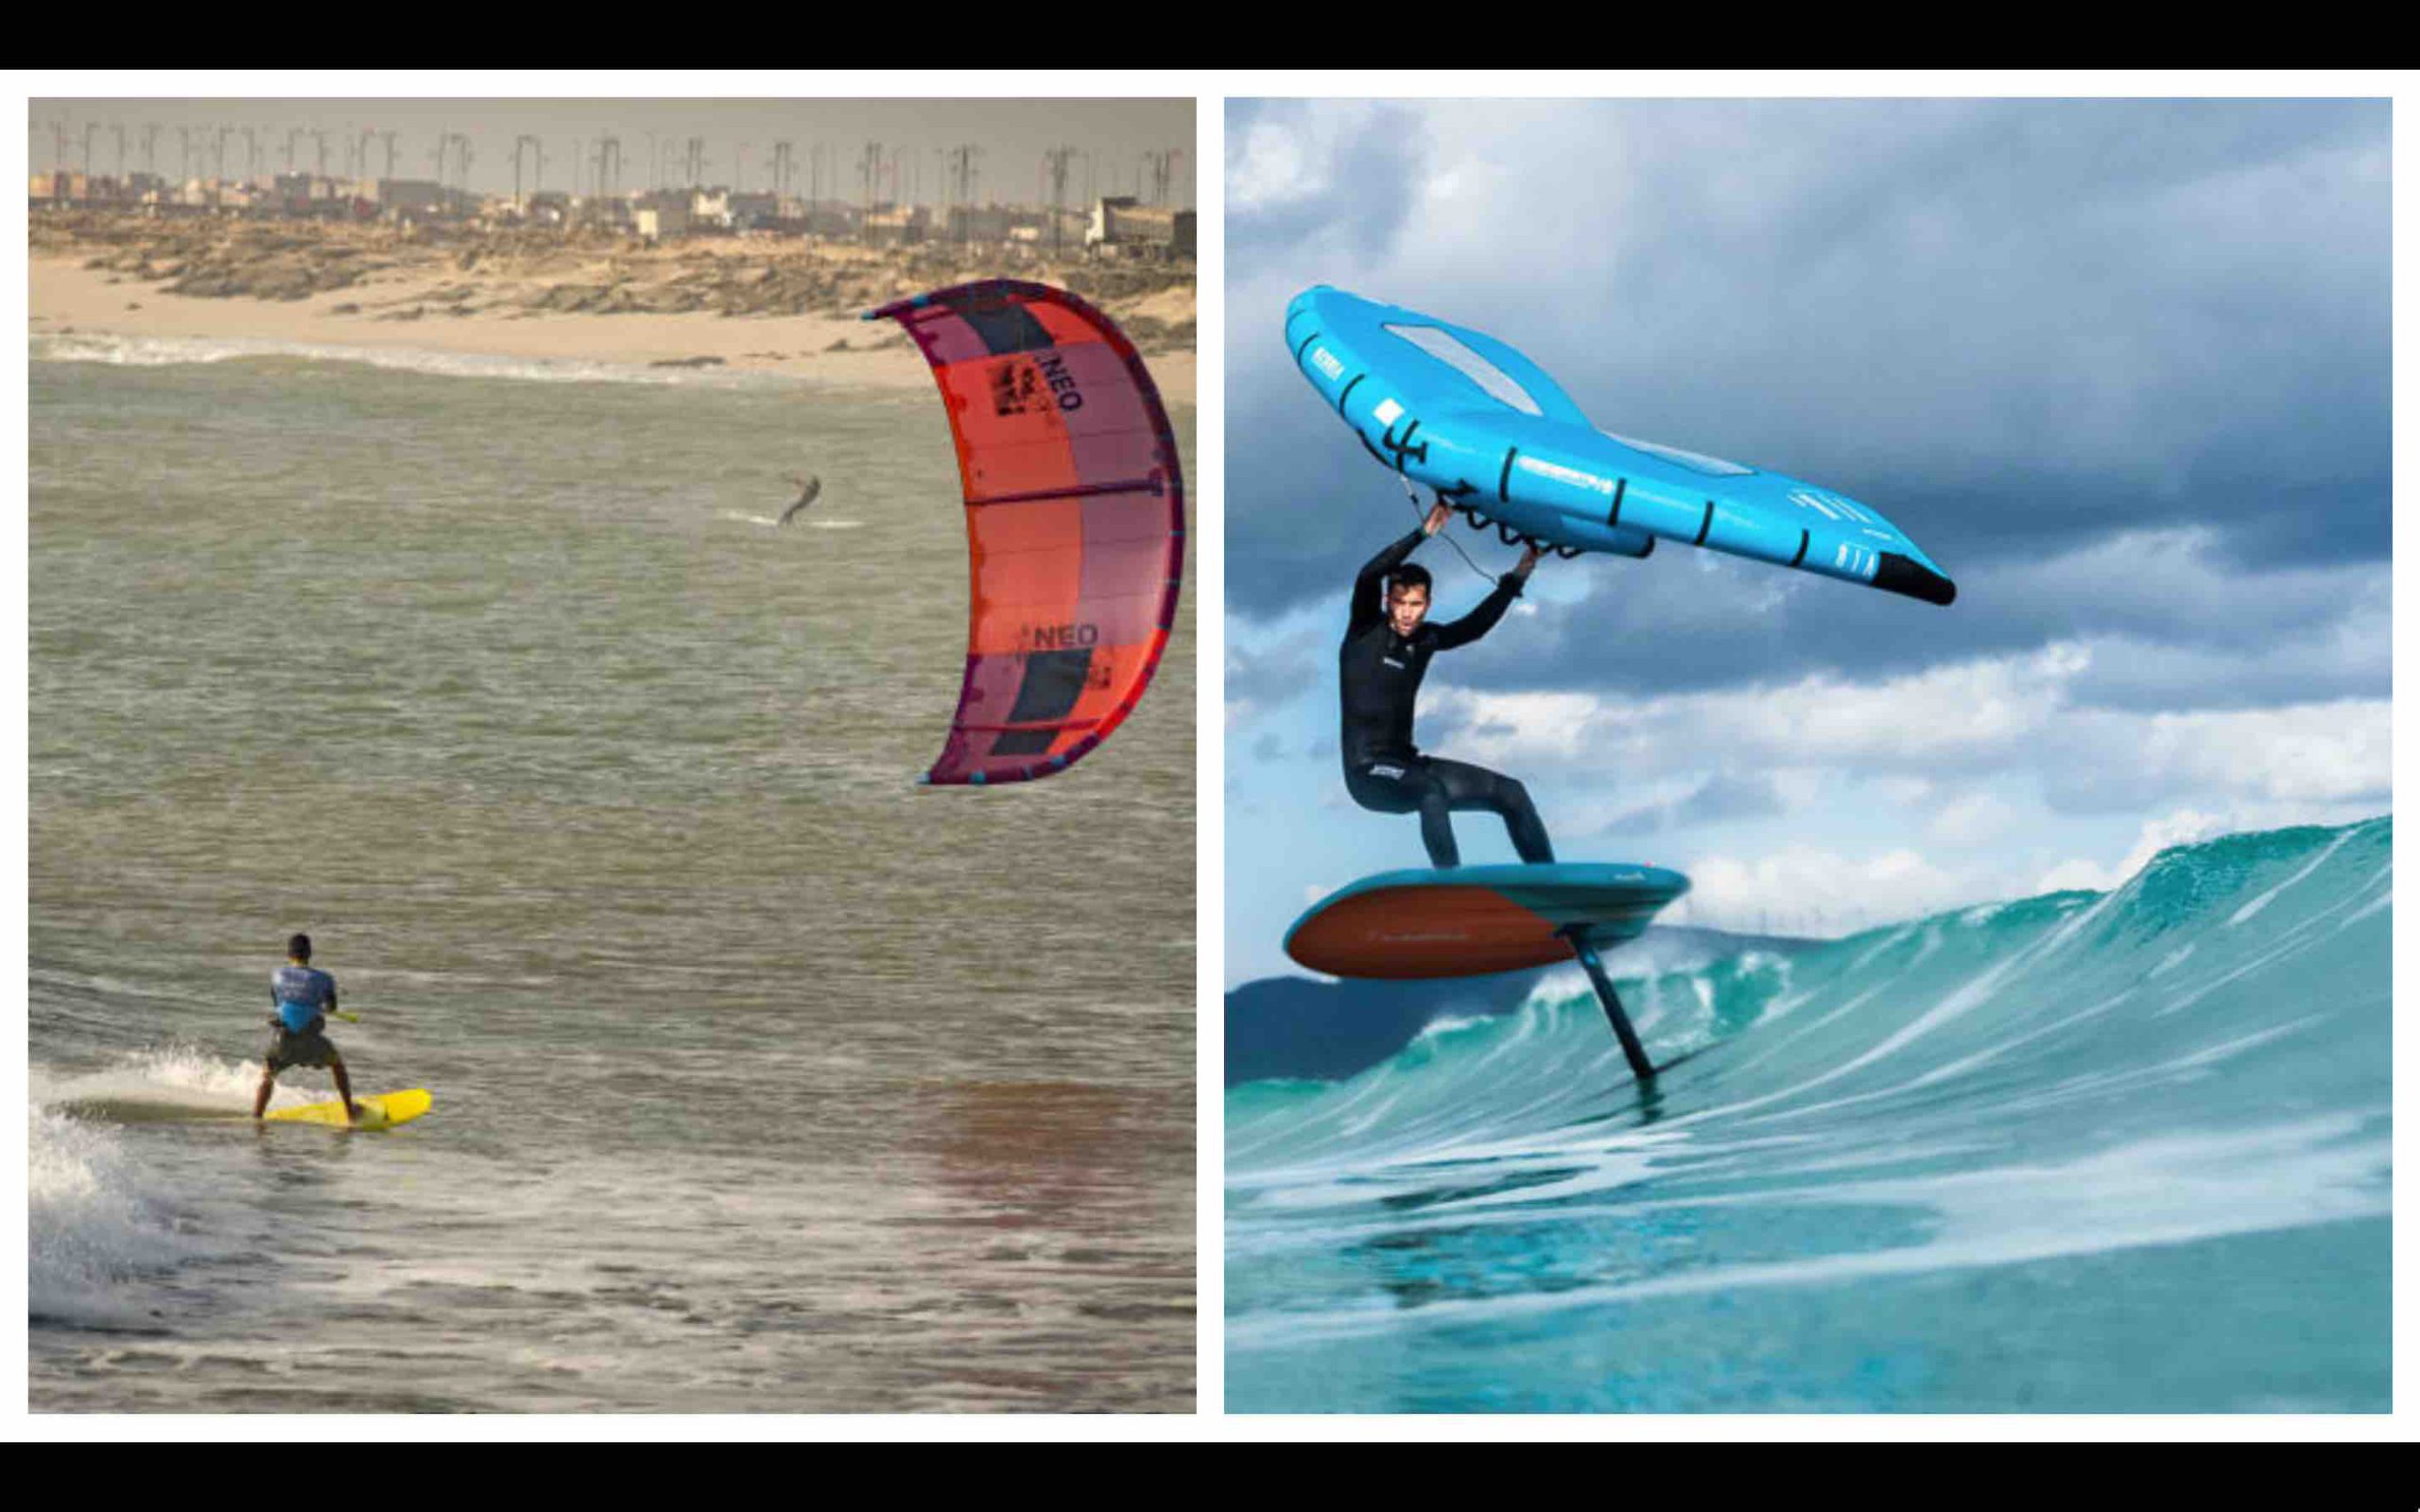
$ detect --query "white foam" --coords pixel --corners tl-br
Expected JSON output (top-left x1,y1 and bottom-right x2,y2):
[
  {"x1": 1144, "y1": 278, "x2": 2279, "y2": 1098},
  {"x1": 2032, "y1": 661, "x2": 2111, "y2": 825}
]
[
  {"x1": 35, "y1": 1044, "x2": 306, "y2": 1114},
  {"x1": 32, "y1": 330, "x2": 799, "y2": 390},
  {"x1": 2339, "y1": 888, "x2": 2392, "y2": 930},
  {"x1": 2229, "y1": 829, "x2": 2357, "y2": 927},
  {"x1": 717, "y1": 511, "x2": 866, "y2": 531},
  {"x1": 28, "y1": 1102, "x2": 194, "y2": 1325}
]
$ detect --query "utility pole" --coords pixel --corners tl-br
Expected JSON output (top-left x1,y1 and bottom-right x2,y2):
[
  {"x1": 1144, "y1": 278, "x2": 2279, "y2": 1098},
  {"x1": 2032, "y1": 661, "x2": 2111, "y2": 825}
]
[
  {"x1": 432, "y1": 132, "x2": 471, "y2": 193},
  {"x1": 946, "y1": 144, "x2": 982, "y2": 246},
  {"x1": 513, "y1": 135, "x2": 544, "y2": 207},
  {"x1": 43, "y1": 117, "x2": 66, "y2": 199},
  {"x1": 856, "y1": 140, "x2": 881, "y2": 244},
  {"x1": 1045, "y1": 146, "x2": 1076, "y2": 253},
  {"x1": 1142, "y1": 148, "x2": 1183, "y2": 206}
]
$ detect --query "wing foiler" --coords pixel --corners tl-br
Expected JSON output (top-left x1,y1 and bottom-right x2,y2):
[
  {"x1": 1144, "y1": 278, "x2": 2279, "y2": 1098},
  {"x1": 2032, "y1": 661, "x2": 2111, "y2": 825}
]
[
  {"x1": 872, "y1": 281, "x2": 1187, "y2": 784},
  {"x1": 1286, "y1": 285, "x2": 1956, "y2": 606}
]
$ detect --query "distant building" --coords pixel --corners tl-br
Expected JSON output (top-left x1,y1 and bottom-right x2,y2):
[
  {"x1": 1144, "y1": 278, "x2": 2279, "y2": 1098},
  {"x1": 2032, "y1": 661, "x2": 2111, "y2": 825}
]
[
  {"x1": 371, "y1": 179, "x2": 449, "y2": 217},
  {"x1": 634, "y1": 192, "x2": 692, "y2": 240},
  {"x1": 577, "y1": 195, "x2": 634, "y2": 230},
  {"x1": 785, "y1": 198, "x2": 856, "y2": 238},
  {"x1": 267, "y1": 174, "x2": 355, "y2": 218},
  {"x1": 723, "y1": 191, "x2": 779, "y2": 230},
  {"x1": 863, "y1": 203, "x2": 929, "y2": 246},
  {"x1": 1087, "y1": 197, "x2": 1195, "y2": 260},
  {"x1": 943, "y1": 204, "x2": 1022, "y2": 244}
]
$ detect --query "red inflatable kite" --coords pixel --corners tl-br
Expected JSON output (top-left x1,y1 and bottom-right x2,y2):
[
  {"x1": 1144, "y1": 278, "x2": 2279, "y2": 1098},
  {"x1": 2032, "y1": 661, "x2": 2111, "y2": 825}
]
[{"x1": 870, "y1": 280, "x2": 1186, "y2": 785}]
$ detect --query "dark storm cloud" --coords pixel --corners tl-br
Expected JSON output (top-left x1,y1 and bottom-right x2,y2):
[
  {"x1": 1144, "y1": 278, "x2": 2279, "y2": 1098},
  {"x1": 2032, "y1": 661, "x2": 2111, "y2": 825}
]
[{"x1": 1226, "y1": 98, "x2": 2390, "y2": 695}]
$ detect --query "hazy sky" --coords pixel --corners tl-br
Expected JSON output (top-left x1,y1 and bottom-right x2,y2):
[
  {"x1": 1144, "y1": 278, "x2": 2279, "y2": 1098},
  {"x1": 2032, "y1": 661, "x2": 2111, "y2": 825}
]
[
  {"x1": 30, "y1": 97, "x2": 1195, "y2": 206},
  {"x1": 1225, "y1": 97, "x2": 2391, "y2": 984}
]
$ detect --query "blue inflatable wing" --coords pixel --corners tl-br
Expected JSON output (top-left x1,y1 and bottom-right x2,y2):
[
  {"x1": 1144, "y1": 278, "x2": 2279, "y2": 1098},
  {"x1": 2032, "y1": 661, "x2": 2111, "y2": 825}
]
[{"x1": 1286, "y1": 286, "x2": 1956, "y2": 606}]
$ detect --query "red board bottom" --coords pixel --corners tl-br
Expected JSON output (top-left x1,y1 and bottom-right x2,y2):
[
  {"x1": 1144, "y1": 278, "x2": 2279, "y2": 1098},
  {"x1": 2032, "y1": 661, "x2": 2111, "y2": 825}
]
[{"x1": 1287, "y1": 885, "x2": 1580, "y2": 978}]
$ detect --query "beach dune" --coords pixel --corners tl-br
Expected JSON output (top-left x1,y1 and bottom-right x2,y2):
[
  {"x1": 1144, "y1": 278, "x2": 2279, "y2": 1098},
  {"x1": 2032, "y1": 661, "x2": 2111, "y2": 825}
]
[{"x1": 31, "y1": 213, "x2": 1196, "y2": 403}]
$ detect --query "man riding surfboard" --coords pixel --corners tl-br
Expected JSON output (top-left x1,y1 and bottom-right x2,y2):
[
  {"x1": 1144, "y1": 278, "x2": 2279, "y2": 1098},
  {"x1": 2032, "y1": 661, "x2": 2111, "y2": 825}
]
[
  {"x1": 1340, "y1": 501, "x2": 1555, "y2": 869},
  {"x1": 254, "y1": 933, "x2": 358, "y2": 1125}
]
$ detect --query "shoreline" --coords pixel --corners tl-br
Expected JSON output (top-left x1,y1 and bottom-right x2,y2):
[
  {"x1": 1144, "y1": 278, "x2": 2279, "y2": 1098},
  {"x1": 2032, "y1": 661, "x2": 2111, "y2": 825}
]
[{"x1": 30, "y1": 232, "x2": 1195, "y2": 404}]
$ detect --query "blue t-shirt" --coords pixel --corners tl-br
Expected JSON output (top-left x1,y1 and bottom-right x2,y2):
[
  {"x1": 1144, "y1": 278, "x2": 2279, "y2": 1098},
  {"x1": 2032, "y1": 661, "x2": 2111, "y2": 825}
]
[{"x1": 270, "y1": 965, "x2": 337, "y2": 1032}]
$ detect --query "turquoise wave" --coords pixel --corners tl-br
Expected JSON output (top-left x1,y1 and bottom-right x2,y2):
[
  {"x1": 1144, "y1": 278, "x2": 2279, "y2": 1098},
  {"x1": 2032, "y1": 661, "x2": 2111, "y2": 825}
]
[{"x1": 1227, "y1": 816, "x2": 2391, "y2": 1412}]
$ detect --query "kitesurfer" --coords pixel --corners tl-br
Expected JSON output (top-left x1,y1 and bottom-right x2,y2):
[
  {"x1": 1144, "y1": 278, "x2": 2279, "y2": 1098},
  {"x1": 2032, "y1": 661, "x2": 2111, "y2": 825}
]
[
  {"x1": 1340, "y1": 502, "x2": 1555, "y2": 868},
  {"x1": 253, "y1": 933, "x2": 356, "y2": 1125},
  {"x1": 779, "y1": 474, "x2": 822, "y2": 525}
]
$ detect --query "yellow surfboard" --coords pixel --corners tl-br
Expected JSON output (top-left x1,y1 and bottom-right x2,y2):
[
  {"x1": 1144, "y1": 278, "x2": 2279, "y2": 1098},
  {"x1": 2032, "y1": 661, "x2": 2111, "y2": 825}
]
[{"x1": 264, "y1": 1089, "x2": 432, "y2": 1131}]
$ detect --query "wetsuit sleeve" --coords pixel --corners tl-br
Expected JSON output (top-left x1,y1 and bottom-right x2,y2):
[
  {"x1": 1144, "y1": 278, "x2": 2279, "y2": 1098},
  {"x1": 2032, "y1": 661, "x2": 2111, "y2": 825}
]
[
  {"x1": 1430, "y1": 565, "x2": 1529, "y2": 650},
  {"x1": 1348, "y1": 527, "x2": 1429, "y2": 637}
]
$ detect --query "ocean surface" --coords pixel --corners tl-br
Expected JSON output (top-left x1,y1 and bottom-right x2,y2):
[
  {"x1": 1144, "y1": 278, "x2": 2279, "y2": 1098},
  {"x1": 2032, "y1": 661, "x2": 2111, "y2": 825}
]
[
  {"x1": 1226, "y1": 817, "x2": 2391, "y2": 1412},
  {"x1": 29, "y1": 333, "x2": 1196, "y2": 1412}
]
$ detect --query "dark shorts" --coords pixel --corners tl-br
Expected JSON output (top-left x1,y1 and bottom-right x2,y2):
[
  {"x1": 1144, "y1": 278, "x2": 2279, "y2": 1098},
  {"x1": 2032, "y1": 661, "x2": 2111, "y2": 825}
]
[{"x1": 265, "y1": 1018, "x2": 340, "y2": 1073}]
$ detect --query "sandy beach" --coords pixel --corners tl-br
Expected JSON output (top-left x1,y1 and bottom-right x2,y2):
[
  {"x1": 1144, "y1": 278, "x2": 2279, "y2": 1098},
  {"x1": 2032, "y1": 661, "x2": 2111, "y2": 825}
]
[{"x1": 30, "y1": 214, "x2": 1195, "y2": 403}]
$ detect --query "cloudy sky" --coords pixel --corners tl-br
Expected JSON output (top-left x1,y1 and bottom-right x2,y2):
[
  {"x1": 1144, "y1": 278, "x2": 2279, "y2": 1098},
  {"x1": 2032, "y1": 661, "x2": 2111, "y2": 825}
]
[{"x1": 1224, "y1": 97, "x2": 2390, "y2": 985}]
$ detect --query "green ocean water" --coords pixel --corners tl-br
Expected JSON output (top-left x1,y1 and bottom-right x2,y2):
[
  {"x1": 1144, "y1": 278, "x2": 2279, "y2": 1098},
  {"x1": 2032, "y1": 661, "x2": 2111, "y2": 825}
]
[{"x1": 30, "y1": 338, "x2": 1196, "y2": 1412}]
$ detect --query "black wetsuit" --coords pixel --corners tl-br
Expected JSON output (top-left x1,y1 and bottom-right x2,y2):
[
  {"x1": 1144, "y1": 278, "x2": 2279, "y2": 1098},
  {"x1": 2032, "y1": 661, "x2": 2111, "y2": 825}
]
[{"x1": 1340, "y1": 526, "x2": 1554, "y2": 868}]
